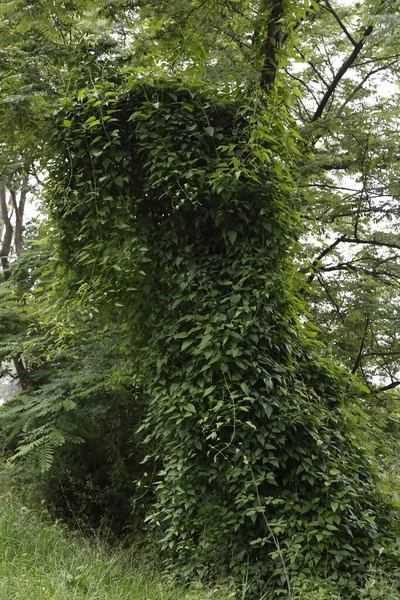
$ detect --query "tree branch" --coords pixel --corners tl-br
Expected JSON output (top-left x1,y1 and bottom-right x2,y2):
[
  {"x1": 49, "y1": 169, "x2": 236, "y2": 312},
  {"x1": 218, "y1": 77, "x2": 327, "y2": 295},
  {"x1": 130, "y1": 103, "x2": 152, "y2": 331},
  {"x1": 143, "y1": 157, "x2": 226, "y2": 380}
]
[
  {"x1": 284, "y1": 68, "x2": 319, "y2": 107},
  {"x1": 294, "y1": 46, "x2": 330, "y2": 88},
  {"x1": 373, "y1": 380, "x2": 400, "y2": 394},
  {"x1": 300, "y1": 182, "x2": 359, "y2": 191},
  {"x1": 320, "y1": 263, "x2": 399, "y2": 282},
  {"x1": 354, "y1": 53, "x2": 400, "y2": 67},
  {"x1": 10, "y1": 175, "x2": 28, "y2": 256},
  {"x1": 364, "y1": 351, "x2": 400, "y2": 358},
  {"x1": 337, "y1": 62, "x2": 399, "y2": 115},
  {"x1": 311, "y1": 23, "x2": 374, "y2": 122},
  {"x1": 321, "y1": 160, "x2": 354, "y2": 170},
  {"x1": 316, "y1": 274, "x2": 346, "y2": 323},
  {"x1": 351, "y1": 314, "x2": 370, "y2": 374},
  {"x1": 341, "y1": 236, "x2": 400, "y2": 251},
  {"x1": 322, "y1": 0, "x2": 356, "y2": 46},
  {"x1": 0, "y1": 185, "x2": 13, "y2": 281},
  {"x1": 301, "y1": 235, "x2": 345, "y2": 286}
]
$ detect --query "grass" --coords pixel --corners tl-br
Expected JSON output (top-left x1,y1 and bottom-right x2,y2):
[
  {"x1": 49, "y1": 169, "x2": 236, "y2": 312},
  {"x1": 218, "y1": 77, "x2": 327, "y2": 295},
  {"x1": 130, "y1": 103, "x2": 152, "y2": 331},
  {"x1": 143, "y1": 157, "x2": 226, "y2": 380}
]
[
  {"x1": 1, "y1": 466, "x2": 399, "y2": 600},
  {"x1": 0, "y1": 468, "x2": 228, "y2": 600}
]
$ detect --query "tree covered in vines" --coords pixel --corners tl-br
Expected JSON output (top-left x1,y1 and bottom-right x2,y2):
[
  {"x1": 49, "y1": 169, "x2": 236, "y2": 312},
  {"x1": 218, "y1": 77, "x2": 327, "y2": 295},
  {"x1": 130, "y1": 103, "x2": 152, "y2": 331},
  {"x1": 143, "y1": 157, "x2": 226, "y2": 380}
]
[
  {"x1": 43, "y1": 76, "x2": 398, "y2": 600},
  {"x1": 1, "y1": 0, "x2": 400, "y2": 597}
]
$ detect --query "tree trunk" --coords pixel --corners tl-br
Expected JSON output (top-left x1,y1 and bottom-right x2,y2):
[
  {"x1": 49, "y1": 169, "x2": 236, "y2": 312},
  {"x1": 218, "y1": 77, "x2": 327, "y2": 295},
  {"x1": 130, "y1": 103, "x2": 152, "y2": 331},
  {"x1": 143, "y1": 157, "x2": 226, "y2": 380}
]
[
  {"x1": 10, "y1": 179, "x2": 28, "y2": 256},
  {"x1": 0, "y1": 186, "x2": 13, "y2": 280}
]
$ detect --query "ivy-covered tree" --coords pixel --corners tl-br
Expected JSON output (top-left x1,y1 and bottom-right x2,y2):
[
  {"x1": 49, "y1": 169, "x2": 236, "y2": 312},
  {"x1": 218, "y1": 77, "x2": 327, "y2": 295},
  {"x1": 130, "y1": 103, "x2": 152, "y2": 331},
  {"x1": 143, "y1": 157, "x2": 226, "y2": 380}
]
[
  {"x1": 1, "y1": 1, "x2": 400, "y2": 598},
  {"x1": 2, "y1": 1, "x2": 400, "y2": 393}
]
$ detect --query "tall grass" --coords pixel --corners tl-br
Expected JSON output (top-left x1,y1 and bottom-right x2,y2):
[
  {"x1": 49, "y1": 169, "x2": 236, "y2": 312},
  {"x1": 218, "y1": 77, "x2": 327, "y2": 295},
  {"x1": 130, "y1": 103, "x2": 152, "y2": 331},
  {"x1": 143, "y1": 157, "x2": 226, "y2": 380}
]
[
  {"x1": 0, "y1": 468, "x2": 228, "y2": 600},
  {"x1": 1, "y1": 466, "x2": 399, "y2": 600}
]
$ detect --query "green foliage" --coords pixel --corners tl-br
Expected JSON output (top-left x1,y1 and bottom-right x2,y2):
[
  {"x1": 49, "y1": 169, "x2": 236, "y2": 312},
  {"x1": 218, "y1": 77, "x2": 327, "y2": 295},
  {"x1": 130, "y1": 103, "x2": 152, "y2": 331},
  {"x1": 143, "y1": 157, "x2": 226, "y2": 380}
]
[
  {"x1": 0, "y1": 323, "x2": 152, "y2": 525},
  {"x1": 0, "y1": 224, "x2": 153, "y2": 531},
  {"x1": 42, "y1": 76, "x2": 400, "y2": 597},
  {"x1": 2, "y1": 1, "x2": 400, "y2": 596},
  {"x1": 0, "y1": 466, "x2": 227, "y2": 600}
]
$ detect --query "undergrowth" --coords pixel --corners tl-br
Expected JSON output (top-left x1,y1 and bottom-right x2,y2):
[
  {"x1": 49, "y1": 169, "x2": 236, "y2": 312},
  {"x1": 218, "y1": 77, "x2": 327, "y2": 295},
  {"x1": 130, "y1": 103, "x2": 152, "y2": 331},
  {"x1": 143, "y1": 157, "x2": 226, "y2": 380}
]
[
  {"x1": 0, "y1": 466, "x2": 227, "y2": 600},
  {"x1": 1, "y1": 463, "x2": 400, "y2": 599},
  {"x1": 0, "y1": 466, "x2": 400, "y2": 600}
]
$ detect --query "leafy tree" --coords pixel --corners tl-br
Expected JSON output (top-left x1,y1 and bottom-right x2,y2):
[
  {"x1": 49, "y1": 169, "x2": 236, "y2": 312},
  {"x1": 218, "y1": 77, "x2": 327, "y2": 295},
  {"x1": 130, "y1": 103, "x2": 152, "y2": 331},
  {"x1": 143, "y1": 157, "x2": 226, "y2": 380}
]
[
  {"x1": 111, "y1": 0, "x2": 400, "y2": 392},
  {"x1": 1, "y1": 0, "x2": 400, "y2": 597}
]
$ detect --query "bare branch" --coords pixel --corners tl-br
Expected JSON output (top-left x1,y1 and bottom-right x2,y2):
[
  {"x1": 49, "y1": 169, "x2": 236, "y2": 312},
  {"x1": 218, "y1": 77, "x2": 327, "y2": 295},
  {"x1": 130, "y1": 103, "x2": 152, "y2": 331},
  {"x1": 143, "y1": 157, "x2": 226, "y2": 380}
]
[
  {"x1": 311, "y1": 23, "x2": 374, "y2": 122},
  {"x1": 322, "y1": 0, "x2": 357, "y2": 46},
  {"x1": 351, "y1": 314, "x2": 370, "y2": 374}
]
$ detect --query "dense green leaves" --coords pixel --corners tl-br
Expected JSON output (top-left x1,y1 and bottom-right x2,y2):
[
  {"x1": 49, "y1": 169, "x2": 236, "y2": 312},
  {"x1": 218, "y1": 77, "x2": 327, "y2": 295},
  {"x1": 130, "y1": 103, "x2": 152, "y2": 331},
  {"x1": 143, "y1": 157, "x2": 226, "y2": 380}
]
[
  {"x1": 1, "y1": 1, "x2": 400, "y2": 598},
  {"x1": 41, "y1": 77, "x2": 400, "y2": 596}
]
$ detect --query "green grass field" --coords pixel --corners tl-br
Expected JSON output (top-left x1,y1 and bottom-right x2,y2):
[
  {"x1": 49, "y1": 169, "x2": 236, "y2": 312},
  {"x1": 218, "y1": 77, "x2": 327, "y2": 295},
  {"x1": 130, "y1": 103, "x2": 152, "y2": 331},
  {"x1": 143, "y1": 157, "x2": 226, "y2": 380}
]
[{"x1": 0, "y1": 469, "x2": 228, "y2": 600}]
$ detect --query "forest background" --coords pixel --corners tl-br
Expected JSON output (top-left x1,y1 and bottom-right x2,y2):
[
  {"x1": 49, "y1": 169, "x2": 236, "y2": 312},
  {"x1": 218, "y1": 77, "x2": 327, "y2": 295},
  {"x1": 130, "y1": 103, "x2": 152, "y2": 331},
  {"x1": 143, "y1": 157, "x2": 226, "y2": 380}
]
[{"x1": 1, "y1": 0, "x2": 400, "y2": 598}]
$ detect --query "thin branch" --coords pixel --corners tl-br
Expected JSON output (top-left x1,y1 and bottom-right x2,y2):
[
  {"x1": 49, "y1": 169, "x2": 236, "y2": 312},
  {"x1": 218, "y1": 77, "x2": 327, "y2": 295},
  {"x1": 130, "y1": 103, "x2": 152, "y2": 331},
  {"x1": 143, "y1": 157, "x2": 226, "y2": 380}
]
[
  {"x1": 360, "y1": 365, "x2": 373, "y2": 393},
  {"x1": 170, "y1": 0, "x2": 218, "y2": 65},
  {"x1": 210, "y1": 22, "x2": 252, "y2": 50},
  {"x1": 337, "y1": 62, "x2": 399, "y2": 115},
  {"x1": 294, "y1": 46, "x2": 330, "y2": 88},
  {"x1": 284, "y1": 68, "x2": 319, "y2": 107},
  {"x1": 302, "y1": 235, "x2": 345, "y2": 286},
  {"x1": 299, "y1": 183, "x2": 360, "y2": 191},
  {"x1": 322, "y1": 0, "x2": 357, "y2": 46},
  {"x1": 321, "y1": 38, "x2": 336, "y2": 79},
  {"x1": 316, "y1": 273, "x2": 346, "y2": 323},
  {"x1": 326, "y1": 207, "x2": 394, "y2": 221},
  {"x1": 311, "y1": 23, "x2": 374, "y2": 122},
  {"x1": 351, "y1": 314, "x2": 370, "y2": 374},
  {"x1": 353, "y1": 53, "x2": 400, "y2": 67},
  {"x1": 296, "y1": 97, "x2": 313, "y2": 121}
]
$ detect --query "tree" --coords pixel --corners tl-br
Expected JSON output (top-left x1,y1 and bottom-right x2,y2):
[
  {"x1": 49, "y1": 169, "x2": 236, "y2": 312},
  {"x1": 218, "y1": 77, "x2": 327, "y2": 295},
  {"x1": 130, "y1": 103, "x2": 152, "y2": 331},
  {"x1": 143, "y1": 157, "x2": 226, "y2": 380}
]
[
  {"x1": 1, "y1": 1, "x2": 400, "y2": 597},
  {"x1": 120, "y1": 0, "x2": 400, "y2": 392}
]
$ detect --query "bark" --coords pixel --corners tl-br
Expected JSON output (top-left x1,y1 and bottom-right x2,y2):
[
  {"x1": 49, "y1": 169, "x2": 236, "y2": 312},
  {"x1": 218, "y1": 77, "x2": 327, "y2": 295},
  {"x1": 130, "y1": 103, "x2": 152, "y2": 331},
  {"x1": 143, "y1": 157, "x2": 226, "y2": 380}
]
[
  {"x1": 10, "y1": 181, "x2": 27, "y2": 256},
  {"x1": 2, "y1": 180, "x2": 31, "y2": 389},
  {"x1": 0, "y1": 186, "x2": 13, "y2": 281},
  {"x1": 260, "y1": 0, "x2": 285, "y2": 91},
  {"x1": 12, "y1": 354, "x2": 34, "y2": 391}
]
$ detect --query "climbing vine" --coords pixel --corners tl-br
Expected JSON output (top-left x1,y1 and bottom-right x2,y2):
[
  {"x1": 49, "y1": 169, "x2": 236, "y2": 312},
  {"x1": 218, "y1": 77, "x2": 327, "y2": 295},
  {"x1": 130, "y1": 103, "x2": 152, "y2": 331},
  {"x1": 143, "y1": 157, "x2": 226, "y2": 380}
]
[{"x1": 41, "y1": 77, "x2": 400, "y2": 596}]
